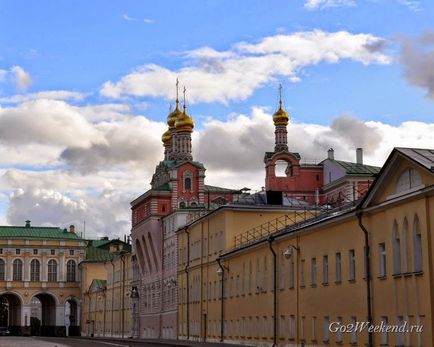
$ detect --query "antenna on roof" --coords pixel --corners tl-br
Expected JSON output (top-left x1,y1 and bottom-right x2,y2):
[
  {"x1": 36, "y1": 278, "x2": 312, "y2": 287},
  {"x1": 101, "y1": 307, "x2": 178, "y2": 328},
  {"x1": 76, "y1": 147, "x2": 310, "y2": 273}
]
[{"x1": 83, "y1": 220, "x2": 86, "y2": 239}]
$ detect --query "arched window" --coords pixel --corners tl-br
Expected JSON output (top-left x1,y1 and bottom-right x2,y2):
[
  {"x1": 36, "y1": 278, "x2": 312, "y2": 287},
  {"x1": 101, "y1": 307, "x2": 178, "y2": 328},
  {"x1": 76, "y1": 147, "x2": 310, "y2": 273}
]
[
  {"x1": 67, "y1": 260, "x2": 76, "y2": 282},
  {"x1": 179, "y1": 201, "x2": 186, "y2": 209},
  {"x1": 183, "y1": 170, "x2": 193, "y2": 192},
  {"x1": 13, "y1": 259, "x2": 23, "y2": 281},
  {"x1": 413, "y1": 215, "x2": 423, "y2": 272},
  {"x1": 48, "y1": 259, "x2": 57, "y2": 282},
  {"x1": 275, "y1": 160, "x2": 291, "y2": 177},
  {"x1": 392, "y1": 221, "x2": 401, "y2": 275},
  {"x1": 402, "y1": 218, "x2": 411, "y2": 273},
  {"x1": 395, "y1": 168, "x2": 422, "y2": 194},
  {"x1": 0, "y1": 259, "x2": 5, "y2": 280},
  {"x1": 30, "y1": 259, "x2": 40, "y2": 281}
]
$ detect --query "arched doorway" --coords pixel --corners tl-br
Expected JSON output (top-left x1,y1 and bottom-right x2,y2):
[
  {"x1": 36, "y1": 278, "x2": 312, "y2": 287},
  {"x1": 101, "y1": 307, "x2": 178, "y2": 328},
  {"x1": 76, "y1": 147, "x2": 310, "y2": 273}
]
[
  {"x1": 0, "y1": 292, "x2": 22, "y2": 335},
  {"x1": 65, "y1": 298, "x2": 80, "y2": 336},
  {"x1": 31, "y1": 293, "x2": 58, "y2": 336}
]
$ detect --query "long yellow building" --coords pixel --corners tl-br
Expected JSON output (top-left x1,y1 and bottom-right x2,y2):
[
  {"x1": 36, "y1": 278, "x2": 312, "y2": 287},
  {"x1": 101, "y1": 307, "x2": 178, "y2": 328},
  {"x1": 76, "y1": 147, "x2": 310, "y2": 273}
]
[
  {"x1": 79, "y1": 238, "x2": 134, "y2": 338},
  {"x1": 177, "y1": 147, "x2": 434, "y2": 347}
]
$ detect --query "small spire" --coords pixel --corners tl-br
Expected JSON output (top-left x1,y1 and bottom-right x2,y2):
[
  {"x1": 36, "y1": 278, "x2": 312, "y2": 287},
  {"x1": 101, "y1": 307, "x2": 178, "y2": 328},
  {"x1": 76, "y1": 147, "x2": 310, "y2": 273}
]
[
  {"x1": 278, "y1": 83, "x2": 283, "y2": 109},
  {"x1": 183, "y1": 86, "x2": 187, "y2": 112},
  {"x1": 175, "y1": 78, "x2": 180, "y2": 108}
]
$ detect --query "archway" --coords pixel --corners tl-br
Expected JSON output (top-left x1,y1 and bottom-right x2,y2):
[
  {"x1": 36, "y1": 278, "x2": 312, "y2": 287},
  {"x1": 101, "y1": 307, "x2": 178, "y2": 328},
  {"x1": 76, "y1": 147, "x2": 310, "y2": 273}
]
[
  {"x1": 0, "y1": 292, "x2": 22, "y2": 335},
  {"x1": 31, "y1": 293, "x2": 57, "y2": 336},
  {"x1": 65, "y1": 298, "x2": 80, "y2": 336}
]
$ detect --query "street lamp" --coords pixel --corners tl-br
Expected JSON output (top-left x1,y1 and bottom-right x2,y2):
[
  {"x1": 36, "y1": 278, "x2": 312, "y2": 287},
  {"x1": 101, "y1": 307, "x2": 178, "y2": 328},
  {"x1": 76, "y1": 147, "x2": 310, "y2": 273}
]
[{"x1": 283, "y1": 244, "x2": 300, "y2": 346}]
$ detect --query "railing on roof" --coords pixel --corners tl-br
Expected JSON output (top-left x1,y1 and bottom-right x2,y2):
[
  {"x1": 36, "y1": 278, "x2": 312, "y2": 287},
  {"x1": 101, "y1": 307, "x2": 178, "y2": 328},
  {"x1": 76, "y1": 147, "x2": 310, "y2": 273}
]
[{"x1": 233, "y1": 209, "x2": 321, "y2": 248}]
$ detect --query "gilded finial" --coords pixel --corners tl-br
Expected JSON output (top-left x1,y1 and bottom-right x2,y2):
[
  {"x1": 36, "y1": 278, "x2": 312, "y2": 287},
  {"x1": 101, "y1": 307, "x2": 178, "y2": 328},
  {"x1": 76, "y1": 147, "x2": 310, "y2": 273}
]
[
  {"x1": 183, "y1": 86, "x2": 187, "y2": 112},
  {"x1": 278, "y1": 83, "x2": 283, "y2": 109},
  {"x1": 176, "y1": 78, "x2": 179, "y2": 105},
  {"x1": 273, "y1": 83, "x2": 289, "y2": 126}
]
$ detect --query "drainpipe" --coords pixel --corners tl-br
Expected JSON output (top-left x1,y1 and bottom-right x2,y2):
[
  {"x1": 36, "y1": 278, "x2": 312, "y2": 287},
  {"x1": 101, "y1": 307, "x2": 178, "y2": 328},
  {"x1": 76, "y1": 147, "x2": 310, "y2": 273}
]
[
  {"x1": 110, "y1": 259, "x2": 115, "y2": 337},
  {"x1": 356, "y1": 210, "x2": 373, "y2": 347},
  {"x1": 216, "y1": 257, "x2": 225, "y2": 342},
  {"x1": 121, "y1": 254, "x2": 126, "y2": 338},
  {"x1": 268, "y1": 236, "x2": 277, "y2": 347},
  {"x1": 185, "y1": 227, "x2": 190, "y2": 340}
]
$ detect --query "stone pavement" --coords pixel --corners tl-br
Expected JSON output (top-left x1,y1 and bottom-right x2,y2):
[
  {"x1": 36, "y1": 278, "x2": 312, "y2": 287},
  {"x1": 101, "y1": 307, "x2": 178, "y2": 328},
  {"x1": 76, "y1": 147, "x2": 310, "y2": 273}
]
[{"x1": 0, "y1": 337, "x2": 70, "y2": 347}]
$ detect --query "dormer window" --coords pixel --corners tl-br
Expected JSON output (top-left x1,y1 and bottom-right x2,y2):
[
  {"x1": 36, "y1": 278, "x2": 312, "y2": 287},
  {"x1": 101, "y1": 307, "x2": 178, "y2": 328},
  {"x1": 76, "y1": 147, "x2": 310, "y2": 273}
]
[{"x1": 395, "y1": 168, "x2": 422, "y2": 194}]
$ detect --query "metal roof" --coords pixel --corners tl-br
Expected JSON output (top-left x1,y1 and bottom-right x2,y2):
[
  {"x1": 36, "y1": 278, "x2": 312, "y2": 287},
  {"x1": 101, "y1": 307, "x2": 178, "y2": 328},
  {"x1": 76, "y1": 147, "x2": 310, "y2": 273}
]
[{"x1": 0, "y1": 225, "x2": 82, "y2": 240}]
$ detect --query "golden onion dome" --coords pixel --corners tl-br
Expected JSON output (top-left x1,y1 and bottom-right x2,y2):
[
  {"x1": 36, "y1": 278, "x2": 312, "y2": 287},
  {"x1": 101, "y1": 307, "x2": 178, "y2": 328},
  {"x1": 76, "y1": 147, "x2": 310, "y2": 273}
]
[
  {"x1": 175, "y1": 108, "x2": 194, "y2": 132},
  {"x1": 273, "y1": 105, "x2": 289, "y2": 126},
  {"x1": 167, "y1": 102, "x2": 182, "y2": 128},
  {"x1": 162, "y1": 129, "x2": 172, "y2": 145}
]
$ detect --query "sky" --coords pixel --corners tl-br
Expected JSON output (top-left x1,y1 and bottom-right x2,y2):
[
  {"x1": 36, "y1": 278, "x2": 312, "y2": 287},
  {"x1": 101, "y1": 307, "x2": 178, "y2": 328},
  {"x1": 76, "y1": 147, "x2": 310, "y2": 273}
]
[{"x1": 0, "y1": 0, "x2": 434, "y2": 238}]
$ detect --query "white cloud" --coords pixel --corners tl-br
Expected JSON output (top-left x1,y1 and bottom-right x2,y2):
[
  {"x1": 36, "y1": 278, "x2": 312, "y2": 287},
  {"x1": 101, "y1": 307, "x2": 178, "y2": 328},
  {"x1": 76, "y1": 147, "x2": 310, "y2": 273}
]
[
  {"x1": 10, "y1": 66, "x2": 32, "y2": 91},
  {"x1": 122, "y1": 13, "x2": 136, "y2": 21},
  {"x1": 0, "y1": 69, "x2": 7, "y2": 82},
  {"x1": 143, "y1": 18, "x2": 154, "y2": 24},
  {"x1": 304, "y1": 0, "x2": 356, "y2": 10},
  {"x1": 1, "y1": 97, "x2": 434, "y2": 237},
  {"x1": 0, "y1": 90, "x2": 85, "y2": 104},
  {"x1": 397, "y1": 0, "x2": 421, "y2": 12},
  {"x1": 100, "y1": 30, "x2": 390, "y2": 103}
]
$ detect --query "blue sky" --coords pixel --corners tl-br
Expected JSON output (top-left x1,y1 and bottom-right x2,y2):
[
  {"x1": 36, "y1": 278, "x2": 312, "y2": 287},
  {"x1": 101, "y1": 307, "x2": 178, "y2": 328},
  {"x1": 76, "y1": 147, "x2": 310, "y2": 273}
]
[
  {"x1": 1, "y1": 0, "x2": 434, "y2": 236},
  {"x1": 1, "y1": 0, "x2": 434, "y2": 124}
]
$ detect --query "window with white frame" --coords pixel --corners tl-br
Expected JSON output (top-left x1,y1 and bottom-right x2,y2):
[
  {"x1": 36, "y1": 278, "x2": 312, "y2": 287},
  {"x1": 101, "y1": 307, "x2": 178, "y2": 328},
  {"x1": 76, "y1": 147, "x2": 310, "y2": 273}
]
[
  {"x1": 312, "y1": 316, "x2": 317, "y2": 341},
  {"x1": 413, "y1": 215, "x2": 423, "y2": 272},
  {"x1": 289, "y1": 259, "x2": 295, "y2": 288},
  {"x1": 379, "y1": 243, "x2": 387, "y2": 277},
  {"x1": 30, "y1": 259, "x2": 40, "y2": 281},
  {"x1": 396, "y1": 316, "x2": 405, "y2": 346},
  {"x1": 263, "y1": 257, "x2": 268, "y2": 291},
  {"x1": 279, "y1": 255, "x2": 285, "y2": 289},
  {"x1": 323, "y1": 316, "x2": 330, "y2": 342},
  {"x1": 322, "y1": 255, "x2": 328, "y2": 285},
  {"x1": 335, "y1": 316, "x2": 343, "y2": 343},
  {"x1": 349, "y1": 249, "x2": 356, "y2": 281},
  {"x1": 393, "y1": 221, "x2": 401, "y2": 274},
  {"x1": 380, "y1": 316, "x2": 388, "y2": 345},
  {"x1": 335, "y1": 252, "x2": 342, "y2": 283},
  {"x1": 248, "y1": 260, "x2": 252, "y2": 294},
  {"x1": 47, "y1": 259, "x2": 57, "y2": 282},
  {"x1": 300, "y1": 259, "x2": 305, "y2": 287},
  {"x1": 300, "y1": 316, "x2": 305, "y2": 341},
  {"x1": 311, "y1": 257, "x2": 317, "y2": 286},
  {"x1": 255, "y1": 317, "x2": 259, "y2": 338},
  {"x1": 13, "y1": 259, "x2": 23, "y2": 281},
  {"x1": 350, "y1": 316, "x2": 357, "y2": 343},
  {"x1": 279, "y1": 316, "x2": 285, "y2": 338},
  {"x1": 67, "y1": 259, "x2": 76, "y2": 282},
  {"x1": 262, "y1": 316, "x2": 267, "y2": 339},
  {"x1": 289, "y1": 315, "x2": 295, "y2": 340}
]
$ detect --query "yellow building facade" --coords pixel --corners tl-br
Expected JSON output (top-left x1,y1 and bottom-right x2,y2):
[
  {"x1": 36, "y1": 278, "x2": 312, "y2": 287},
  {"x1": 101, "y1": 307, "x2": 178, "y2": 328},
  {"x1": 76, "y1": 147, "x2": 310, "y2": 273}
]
[
  {"x1": 177, "y1": 205, "x2": 320, "y2": 341},
  {"x1": 0, "y1": 222, "x2": 84, "y2": 336},
  {"x1": 80, "y1": 240, "x2": 133, "y2": 338},
  {"x1": 177, "y1": 148, "x2": 434, "y2": 347}
]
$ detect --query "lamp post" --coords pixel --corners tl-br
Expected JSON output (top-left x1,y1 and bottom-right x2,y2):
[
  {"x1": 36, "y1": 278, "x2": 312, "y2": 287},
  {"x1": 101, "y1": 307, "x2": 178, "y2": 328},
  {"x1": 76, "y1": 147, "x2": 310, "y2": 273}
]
[
  {"x1": 283, "y1": 243, "x2": 300, "y2": 346},
  {"x1": 216, "y1": 259, "x2": 228, "y2": 342}
]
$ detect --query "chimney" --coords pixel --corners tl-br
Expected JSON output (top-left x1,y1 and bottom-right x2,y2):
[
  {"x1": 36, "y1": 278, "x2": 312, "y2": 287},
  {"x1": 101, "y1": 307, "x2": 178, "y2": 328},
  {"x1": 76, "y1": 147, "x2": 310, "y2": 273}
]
[
  {"x1": 356, "y1": 148, "x2": 363, "y2": 165},
  {"x1": 327, "y1": 148, "x2": 334, "y2": 160},
  {"x1": 69, "y1": 224, "x2": 75, "y2": 233},
  {"x1": 25, "y1": 220, "x2": 31, "y2": 228}
]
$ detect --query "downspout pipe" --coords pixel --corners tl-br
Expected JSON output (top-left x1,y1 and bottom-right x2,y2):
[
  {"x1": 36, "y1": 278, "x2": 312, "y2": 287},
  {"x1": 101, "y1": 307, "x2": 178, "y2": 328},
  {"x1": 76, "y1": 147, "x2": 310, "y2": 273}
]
[
  {"x1": 356, "y1": 210, "x2": 373, "y2": 347},
  {"x1": 268, "y1": 236, "x2": 277, "y2": 347},
  {"x1": 110, "y1": 259, "x2": 115, "y2": 337},
  {"x1": 217, "y1": 257, "x2": 225, "y2": 342},
  {"x1": 185, "y1": 227, "x2": 190, "y2": 340}
]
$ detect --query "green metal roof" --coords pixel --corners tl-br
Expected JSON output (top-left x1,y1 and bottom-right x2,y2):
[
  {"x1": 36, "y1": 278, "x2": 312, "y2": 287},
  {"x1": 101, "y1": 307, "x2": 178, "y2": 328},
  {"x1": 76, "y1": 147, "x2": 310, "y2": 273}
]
[
  {"x1": 333, "y1": 160, "x2": 381, "y2": 176},
  {"x1": 205, "y1": 185, "x2": 240, "y2": 193},
  {"x1": 89, "y1": 239, "x2": 111, "y2": 248},
  {"x1": 153, "y1": 183, "x2": 171, "y2": 191},
  {"x1": 83, "y1": 246, "x2": 112, "y2": 262},
  {"x1": 0, "y1": 226, "x2": 82, "y2": 240},
  {"x1": 90, "y1": 279, "x2": 107, "y2": 291}
]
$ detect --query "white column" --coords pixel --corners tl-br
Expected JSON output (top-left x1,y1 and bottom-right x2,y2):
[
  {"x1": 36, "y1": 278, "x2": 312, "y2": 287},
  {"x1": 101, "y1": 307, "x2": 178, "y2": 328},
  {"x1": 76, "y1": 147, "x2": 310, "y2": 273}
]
[
  {"x1": 56, "y1": 303, "x2": 66, "y2": 326},
  {"x1": 21, "y1": 304, "x2": 31, "y2": 327},
  {"x1": 59, "y1": 251, "x2": 65, "y2": 282}
]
